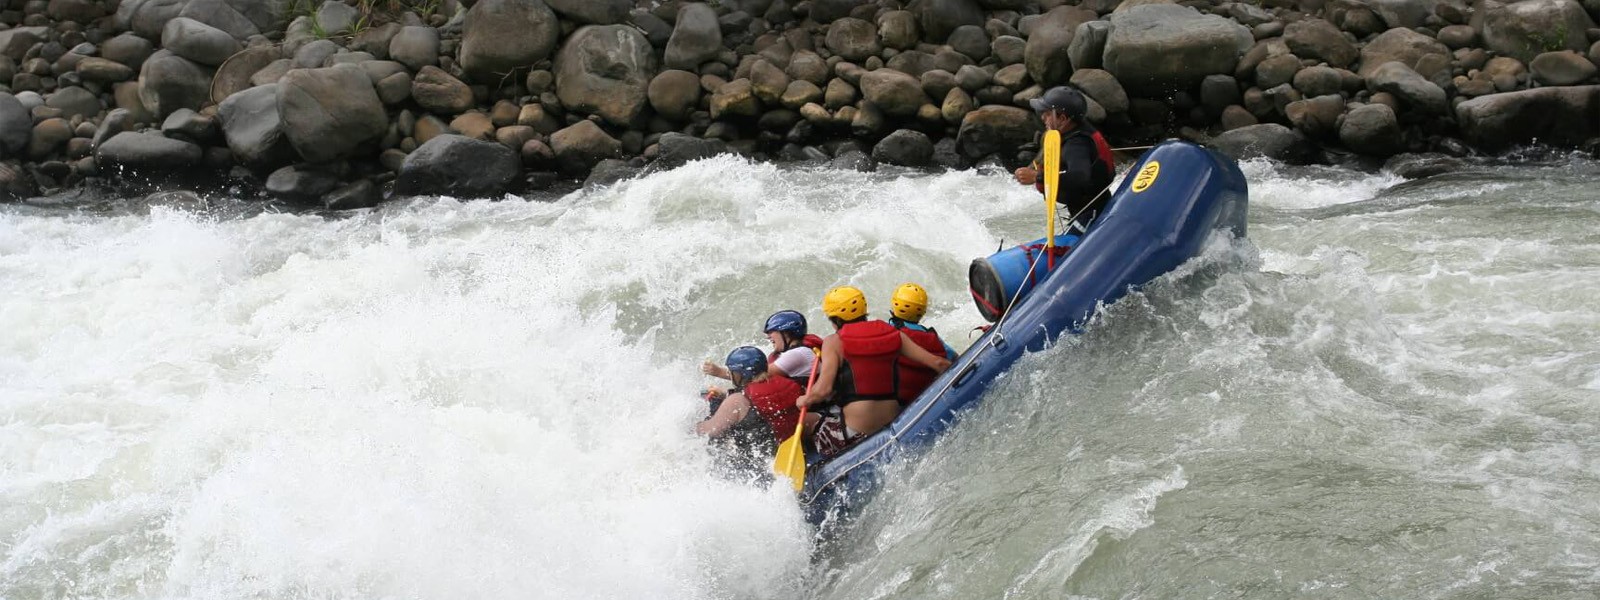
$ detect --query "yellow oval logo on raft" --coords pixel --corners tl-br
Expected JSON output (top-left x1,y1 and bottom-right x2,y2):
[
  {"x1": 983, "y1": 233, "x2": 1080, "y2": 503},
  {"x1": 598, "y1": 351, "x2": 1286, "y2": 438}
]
[{"x1": 1132, "y1": 161, "x2": 1160, "y2": 193}]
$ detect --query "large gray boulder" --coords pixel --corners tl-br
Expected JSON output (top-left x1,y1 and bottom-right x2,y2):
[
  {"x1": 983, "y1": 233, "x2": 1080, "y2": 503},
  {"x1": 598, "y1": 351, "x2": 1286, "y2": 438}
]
[
  {"x1": 872, "y1": 129, "x2": 934, "y2": 166},
  {"x1": 1102, "y1": 4, "x2": 1253, "y2": 95},
  {"x1": 178, "y1": 0, "x2": 262, "y2": 39},
  {"x1": 46, "y1": 86, "x2": 102, "y2": 120},
  {"x1": 545, "y1": 0, "x2": 630, "y2": 24},
  {"x1": 162, "y1": 17, "x2": 240, "y2": 67},
  {"x1": 1339, "y1": 103, "x2": 1402, "y2": 155},
  {"x1": 95, "y1": 131, "x2": 203, "y2": 170},
  {"x1": 1210, "y1": 123, "x2": 1314, "y2": 163},
  {"x1": 277, "y1": 66, "x2": 389, "y2": 162},
  {"x1": 653, "y1": 132, "x2": 729, "y2": 167},
  {"x1": 550, "y1": 120, "x2": 622, "y2": 172},
  {"x1": 859, "y1": 68, "x2": 928, "y2": 117},
  {"x1": 138, "y1": 51, "x2": 213, "y2": 119},
  {"x1": 1367, "y1": 62, "x2": 1447, "y2": 114},
  {"x1": 1025, "y1": 6, "x2": 1098, "y2": 87},
  {"x1": 1, "y1": 27, "x2": 49, "y2": 61},
  {"x1": 1357, "y1": 27, "x2": 1451, "y2": 78},
  {"x1": 218, "y1": 83, "x2": 294, "y2": 169},
  {"x1": 412, "y1": 66, "x2": 476, "y2": 115},
  {"x1": 1283, "y1": 18, "x2": 1357, "y2": 69},
  {"x1": 389, "y1": 26, "x2": 440, "y2": 72},
  {"x1": 0, "y1": 93, "x2": 30, "y2": 159},
  {"x1": 1067, "y1": 21, "x2": 1111, "y2": 71},
  {"x1": 395, "y1": 134, "x2": 522, "y2": 198},
  {"x1": 459, "y1": 0, "x2": 561, "y2": 82},
  {"x1": 826, "y1": 18, "x2": 882, "y2": 62},
  {"x1": 554, "y1": 25, "x2": 658, "y2": 126},
  {"x1": 664, "y1": 3, "x2": 723, "y2": 70},
  {"x1": 917, "y1": 0, "x2": 985, "y2": 43},
  {"x1": 1481, "y1": 0, "x2": 1595, "y2": 63},
  {"x1": 1070, "y1": 68, "x2": 1129, "y2": 114},
  {"x1": 648, "y1": 70, "x2": 701, "y2": 121},
  {"x1": 1455, "y1": 85, "x2": 1600, "y2": 149},
  {"x1": 955, "y1": 105, "x2": 1040, "y2": 159}
]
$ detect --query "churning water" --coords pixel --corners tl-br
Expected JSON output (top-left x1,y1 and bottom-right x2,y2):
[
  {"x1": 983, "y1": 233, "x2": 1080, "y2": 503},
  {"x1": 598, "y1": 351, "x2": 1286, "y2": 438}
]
[{"x1": 2, "y1": 152, "x2": 1597, "y2": 599}]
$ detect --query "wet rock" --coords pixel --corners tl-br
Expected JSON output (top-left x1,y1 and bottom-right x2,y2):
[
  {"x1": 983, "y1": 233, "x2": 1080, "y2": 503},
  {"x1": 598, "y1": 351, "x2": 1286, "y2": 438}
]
[
  {"x1": 160, "y1": 107, "x2": 217, "y2": 142},
  {"x1": 550, "y1": 120, "x2": 621, "y2": 172},
  {"x1": 137, "y1": 51, "x2": 212, "y2": 119},
  {"x1": 95, "y1": 131, "x2": 203, "y2": 170},
  {"x1": 293, "y1": 39, "x2": 340, "y2": 70},
  {"x1": 75, "y1": 57, "x2": 136, "y2": 83},
  {"x1": 786, "y1": 50, "x2": 828, "y2": 86},
  {"x1": 179, "y1": 0, "x2": 267, "y2": 40},
  {"x1": 162, "y1": 17, "x2": 238, "y2": 67},
  {"x1": 390, "y1": 26, "x2": 440, "y2": 72},
  {"x1": 711, "y1": 78, "x2": 760, "y2": 118},
  {"x1": 647, "y1": 69, "x2": 700, "y2": 122},
  {"x1": 1025, "y1": 6, "x2": 1097, "y2": 88},
  {"x1": 450, "y1": 111, "x2": 495, "y2": 140},
  {"x1": 1210, "y1": 123, "x2": 1314, "y2": 163},
  {"x1": 1070, "y1": 68, "x2": 1128, "y2": 114},
  {"x1": 880, "y1": 10, "x2": 920, "y2": 50},
  {"x1": 1338, "y1": 103, "x2": 1402, "y2": 155},
  {"x1": 1066, "y1": 21, "x2": 1110, "y2": 71},
  {"x1": 1367, "y1": 62, "x2": 1448, "y2": 114},
  {"x1": 0, "y1": 161, "x2": 38, "y2": 201},
  {"x1": 1357, "y1": 27, "x2": 1451, "y2": 78},
  {"x1": 859, "y1": 68, "x2": 928, "y2": 117},
  {"x1": 1103, "y1": 4, "x2": 1253, "y2": 95},
  {"x1": 265, "y1": 164, "x2": 343, "y2": 203},
  {"x1": 350, "y1": 22, "x2": 402, "y2": 60},
  {"x1": 872, "y1": 128, "x2": 933, "y2": 166},
  {"x1": 0, "y1": 27, "x2": 47, "y2": 62},
  {"x1": 396, "y1": 134, "x2": 522, "y2": 197},
  {"x1": 948, "y1": 26, "x2": 990, "y2": 62},
  {"x1": 665, "y1": 2, "x2": 722, "y2": 70},
  {"x1": 826, "y1": 17, "x2": 881, "y2": 62},
  {"x1": 277, "y1": 66, "x2": 388, "y2": 162},
  {"x1": 0, "y1": 93, "x2": 30, "y2": 159},
  {"x1": 495, "y1": 125, "x2": 536, "y2": 150},
  {"x1": 781, "y1": 80, "x2": 823, "y2": 110},
  {"x1": 830, "y1": 149, "x2": 875, "y2": 171},
  {"x1": 375, "y1": 72, "x2": 413, "y2": 106},
  {"x1": 750, "y1": 59, "x2": 789, "y2": 105},
  {"x1": 45, "y1": 86, "x2": 100, "y2": 120},
  {"x1": 459, "y1": 0, "x2": 560, "y2": 82},
  {"x1": 653, "y1": 131, "x2": 728, "y2": 167},
  {"x1": 412, "y1": 66, "x2": 475, "y2": 115},
  {"x1": 993, "y1": 34, "x2": 1027, "y2": 66},
  {"x1": 1255, "y1": 53, "x2": 1302, "y2": 89},
  {"x1": 1455, "y1": 85, "x2": 1600, "y2": 149},
  {"x1": 955, "y1": 105, "x2": 1039, "y2": 159},
  {"x1": 1284, "y1": 93, "x2": 1344, "y2": 138},
  {"x1": 554, "y1": 25, "x2": 657, "y2": 126},
  {"x1": 1283, "y1": 17, "x2": 1357, "y2": 69},
  {"x1": 580, "y1": 158, "x2": 637, "y2": 187},
  {"x1": 218, "y1": 83, "x2": 293, "y2": 169},
  {"x1": 249, "y1": 58, "x2": 292, "y2": 87},
  {"x1": 323, "y1": 178, "x2": 382, "y2": 210},
  {"x1": 1220, "y1": 104, "x2": 1257, "y2": 130},
  {"x1": 629, "y1": 10, "x2": 673, "y2": 48},
  {"x1": 1530, "y1": 50, "x2": 1598, "y2": 85},
  {"x1": 1292, "y1": 65, "x2": 1344, "y2": 98},
  {"x1": 1383, "y1": 152, "x2": 1469, "y2": 178},
  {"x1": 29, "y1": 118, "x2": 71, "y2": 159},
  {"x1": 101, "y1": 33, "x2": 156, "y2": 72},
  {"x1": 1436, "y1": 24, "x2": 1477, "y2": 49},
  {"x1": 518, "y1": 104, "x2": 562, "y2": 134},
  {"x1": 917, "y1": 0, "x2": 984, "y2": 43},
  {"x1": 1481, "y1": 0, "x2": 1595, "y2": 63}
]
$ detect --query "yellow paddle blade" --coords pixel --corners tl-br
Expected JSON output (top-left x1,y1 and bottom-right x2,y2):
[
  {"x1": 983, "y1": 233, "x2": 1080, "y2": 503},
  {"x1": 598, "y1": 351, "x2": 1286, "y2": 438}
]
[
  {"x1": 773, "y1": 415, "x2": 806, "y2": 492},
  {"x1": 1043, "y1": 129, "x2": 1061, "y2": 245}
]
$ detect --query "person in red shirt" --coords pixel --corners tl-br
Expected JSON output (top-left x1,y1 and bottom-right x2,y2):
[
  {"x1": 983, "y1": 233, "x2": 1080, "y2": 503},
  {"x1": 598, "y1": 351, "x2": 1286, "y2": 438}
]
[{"x1": 697, "y1": 346, "x2": 804, "y2": 453}]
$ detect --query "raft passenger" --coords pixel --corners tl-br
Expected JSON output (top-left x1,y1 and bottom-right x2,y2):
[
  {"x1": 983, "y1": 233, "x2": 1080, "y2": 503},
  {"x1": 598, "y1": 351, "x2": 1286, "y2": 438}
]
[
  {"x1": 697, "y1": 346, "x2": 804, "y2": 457},
  {"x1": 798, "y1": 286, "x2": 952, "y2": 457},
  {"x1": 886, "y1": 283, "x2": 956, "y2": 406}
]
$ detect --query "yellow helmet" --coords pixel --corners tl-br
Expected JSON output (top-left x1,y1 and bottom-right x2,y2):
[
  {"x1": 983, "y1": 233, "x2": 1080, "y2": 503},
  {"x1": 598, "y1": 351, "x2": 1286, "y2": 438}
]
[
  {"x1": 822, "y1": 286, "x2": 867, "y2": 321},
  {"x1": 890, "y1": 283, "x2": 929, "y2": 322}
]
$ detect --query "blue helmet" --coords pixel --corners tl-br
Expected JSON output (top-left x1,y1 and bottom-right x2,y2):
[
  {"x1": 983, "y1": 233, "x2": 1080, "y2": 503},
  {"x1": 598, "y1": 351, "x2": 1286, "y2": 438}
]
[
  {"x1": 763, "y1": 310, "x2": 807, "y2": 336},
  {"x1": 725, "y1": 346, "x2": 767, "y2": 381}
]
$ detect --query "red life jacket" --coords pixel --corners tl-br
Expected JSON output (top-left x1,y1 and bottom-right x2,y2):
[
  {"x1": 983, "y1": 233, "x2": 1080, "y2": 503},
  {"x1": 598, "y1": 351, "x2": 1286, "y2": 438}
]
[
  {"x1": 837, "y1": 320, "x2": 902, "y2": 400},
  {"x1": 743, "y1": 376, "x2": 803, "y2": 443},
  {"x1": 892, "y1": 323, "x2": 948, "y2": 405}
]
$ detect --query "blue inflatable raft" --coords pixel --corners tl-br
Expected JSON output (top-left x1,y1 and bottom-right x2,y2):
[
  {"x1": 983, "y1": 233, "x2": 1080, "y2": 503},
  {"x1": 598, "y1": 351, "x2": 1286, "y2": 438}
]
[{"x1": 799, "y1": 140, "x2": 1249, "y2": 526}]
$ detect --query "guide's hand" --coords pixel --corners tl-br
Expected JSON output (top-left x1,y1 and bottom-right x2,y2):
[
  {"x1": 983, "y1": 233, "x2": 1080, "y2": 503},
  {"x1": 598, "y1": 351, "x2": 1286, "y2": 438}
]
[{"x1": 1014, "y1": 166, "x2": 1038, "y2": 185}]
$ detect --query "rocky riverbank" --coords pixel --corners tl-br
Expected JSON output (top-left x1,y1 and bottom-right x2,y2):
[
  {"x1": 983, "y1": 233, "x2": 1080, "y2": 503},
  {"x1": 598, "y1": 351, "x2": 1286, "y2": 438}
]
[{"x1": 1, "y1": 0, "x2": 1598, "y2": 208}]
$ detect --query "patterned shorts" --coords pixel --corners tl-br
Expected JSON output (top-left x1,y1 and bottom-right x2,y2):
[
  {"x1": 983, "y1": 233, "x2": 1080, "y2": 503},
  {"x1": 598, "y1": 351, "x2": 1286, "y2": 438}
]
[{"x1": 811, "y1": 409, "x2": 863, "y2": 457}]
